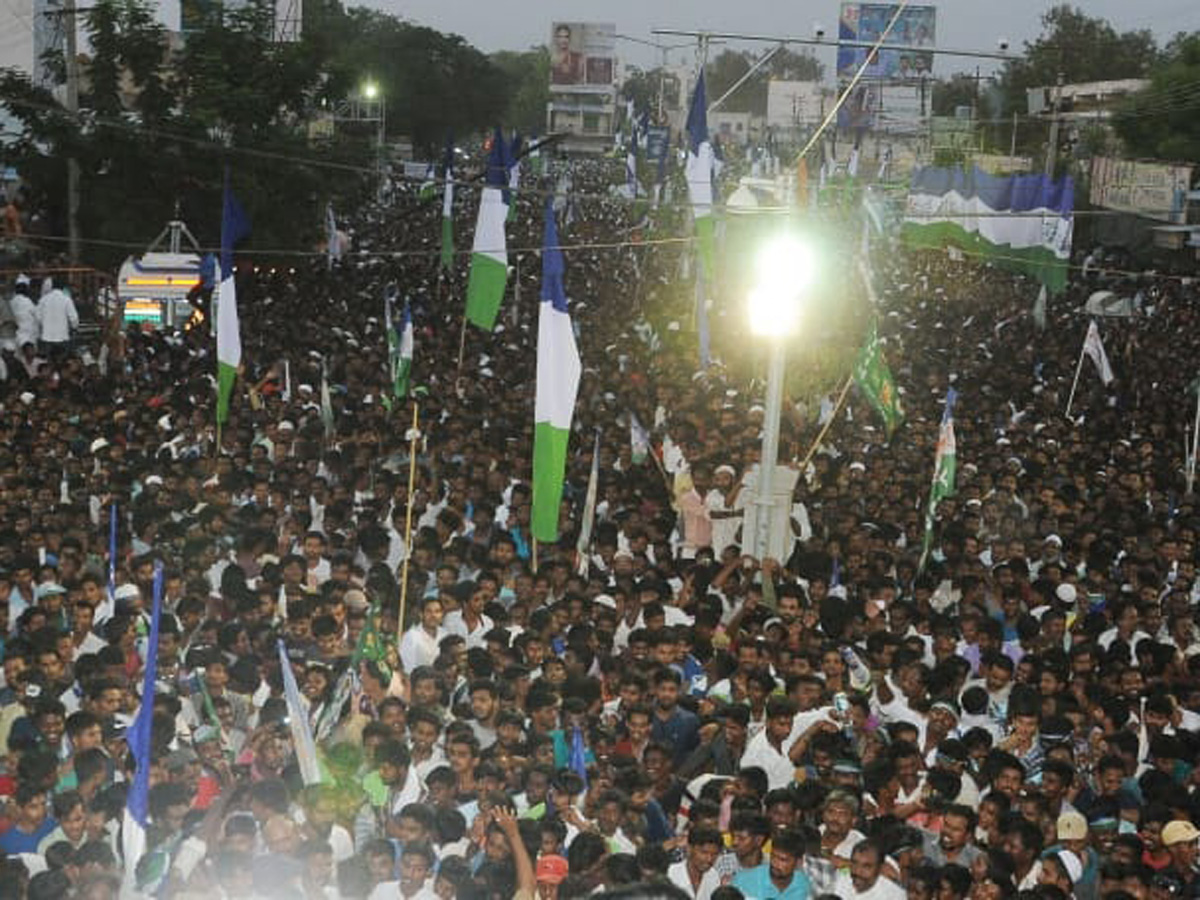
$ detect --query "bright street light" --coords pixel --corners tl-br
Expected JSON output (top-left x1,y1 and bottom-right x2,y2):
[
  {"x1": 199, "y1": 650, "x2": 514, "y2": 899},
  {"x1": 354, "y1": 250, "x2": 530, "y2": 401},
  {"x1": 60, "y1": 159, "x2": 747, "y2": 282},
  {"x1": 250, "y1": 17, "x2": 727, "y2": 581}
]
[
  {"x1": 362, "y1": 81, "x2": 379, "y2": 100},
  {"x1": 747, "y1": 233, "x2": 815, "y2": 562},
  {"x1": 747, "y1": 235, "x2": 814, "y2": 337}
]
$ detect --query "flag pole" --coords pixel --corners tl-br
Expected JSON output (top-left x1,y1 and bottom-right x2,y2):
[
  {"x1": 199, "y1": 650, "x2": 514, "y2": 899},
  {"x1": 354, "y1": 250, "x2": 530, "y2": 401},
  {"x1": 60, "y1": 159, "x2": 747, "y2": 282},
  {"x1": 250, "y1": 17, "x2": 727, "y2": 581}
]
[
  {"x1": 1189, "y1": 386, "x2": 1200, "y2": 496},
  {"x1": 1063, "y1": 334, "x2": 1088, "y2": 421},
  {"x1": 398, "y1": 401, "x2": 420, "y2": 633},
  {"x1": 456, "y1": 312, "x2": 468, "y2": 374},
  {"x1": 797, "y1": 374, "x2": 855, "y2": 470}
]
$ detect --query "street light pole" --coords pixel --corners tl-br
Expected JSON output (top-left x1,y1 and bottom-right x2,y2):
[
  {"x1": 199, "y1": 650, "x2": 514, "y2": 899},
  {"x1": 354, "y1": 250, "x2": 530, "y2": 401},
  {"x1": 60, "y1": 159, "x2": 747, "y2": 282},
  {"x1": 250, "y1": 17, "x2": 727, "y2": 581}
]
[{"x1": 755, "y1": 339, "x2": 787, "y2": 561}]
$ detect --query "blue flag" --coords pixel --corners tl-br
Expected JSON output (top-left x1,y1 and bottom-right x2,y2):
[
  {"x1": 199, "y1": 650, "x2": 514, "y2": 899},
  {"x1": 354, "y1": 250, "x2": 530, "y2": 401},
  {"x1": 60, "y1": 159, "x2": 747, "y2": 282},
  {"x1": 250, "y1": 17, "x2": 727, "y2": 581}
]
[{"x1": 121, "y1": 562, "x2": 164, "y2": 882}]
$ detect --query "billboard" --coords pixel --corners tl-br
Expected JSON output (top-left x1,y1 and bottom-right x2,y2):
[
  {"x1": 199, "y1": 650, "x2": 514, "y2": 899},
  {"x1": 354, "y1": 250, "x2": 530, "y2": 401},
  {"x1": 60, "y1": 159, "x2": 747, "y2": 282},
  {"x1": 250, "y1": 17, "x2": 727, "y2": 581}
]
[
  {"x1": 550, "y1": 22, "x2": 616, "y2": 91},
  {"x1": 837, "y1": 3, "x2": 936, "y2": 80},
  {"x1": 1090, "y1": 157, "x2": 1193, "y2": 225}
]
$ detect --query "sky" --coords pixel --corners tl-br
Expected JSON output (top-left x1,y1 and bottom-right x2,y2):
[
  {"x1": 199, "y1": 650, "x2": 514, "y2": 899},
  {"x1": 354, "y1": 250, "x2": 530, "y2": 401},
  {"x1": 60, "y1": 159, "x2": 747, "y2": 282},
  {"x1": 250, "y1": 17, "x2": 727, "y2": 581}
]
[{"x1": 363, "y1": 0, "x2": 1200, "y2": 77}]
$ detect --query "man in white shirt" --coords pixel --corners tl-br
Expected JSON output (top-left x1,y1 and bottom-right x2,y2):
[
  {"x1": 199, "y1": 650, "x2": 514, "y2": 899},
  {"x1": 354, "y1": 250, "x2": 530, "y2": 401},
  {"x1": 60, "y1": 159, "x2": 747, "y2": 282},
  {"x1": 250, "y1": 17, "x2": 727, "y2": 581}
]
[
  {"x1": 833, "y1": 839, "x2": 905, "y2": 900},
  {"x1": 10, "y1": 275, "x2": 38, "y2": 352},
  {"x1": 667, "y1": 825, "x2": 723, "y2": 900},
  {"x1": 36, "y1": 279, "x2": 78, "y2": 356},
  {"x1": 442, "y1": 583, "x2": 493, "y2": 650},
  {"x1": 740, "y1": 696, "x2": 801, "y2": 791},
  {"x1": 399, "y1": 596, "x2": 446, "y2": 672}
]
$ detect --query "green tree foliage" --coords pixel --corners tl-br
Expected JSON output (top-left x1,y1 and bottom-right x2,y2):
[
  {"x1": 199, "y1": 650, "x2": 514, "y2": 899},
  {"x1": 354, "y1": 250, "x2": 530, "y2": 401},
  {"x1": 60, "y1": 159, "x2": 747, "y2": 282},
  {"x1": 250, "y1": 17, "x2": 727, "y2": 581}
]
[
  {"x1": 931, "y1": 74, "x2": 982, "y2": 118},
  {"x1": 1113, "y1": 33, "x2": 1200, "y2": 164},
  {"x1": 490, "y1": 48, "x2": 550, "y2": 137}
]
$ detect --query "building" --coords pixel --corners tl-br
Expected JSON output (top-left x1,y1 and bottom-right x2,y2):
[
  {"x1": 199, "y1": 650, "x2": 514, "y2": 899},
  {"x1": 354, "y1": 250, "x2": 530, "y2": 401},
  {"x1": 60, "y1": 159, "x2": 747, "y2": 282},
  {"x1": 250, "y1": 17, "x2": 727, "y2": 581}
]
[
  {"x1": 546, "y1": 93, "x2": 618, "y2": 152},
  {"x1": 546, "y1": 21, "x2": 618, "y2": 154},
  {"x1": 0, "y1": 0, "x2": 66, "y2": 92},
  {"x1": 709, "y1": 111, "x2": 759, "y2": 147},
  {"x1": 1026, "y1": 79, "x2": 1149, "y2": 123}
]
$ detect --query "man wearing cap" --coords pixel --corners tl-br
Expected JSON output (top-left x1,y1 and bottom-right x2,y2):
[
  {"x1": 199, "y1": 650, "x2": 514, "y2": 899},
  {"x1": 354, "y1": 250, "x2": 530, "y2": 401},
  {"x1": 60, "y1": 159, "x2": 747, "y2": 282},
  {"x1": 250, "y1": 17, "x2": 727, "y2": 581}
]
[
  {"x1": 535, "y1": 854, "x2": 568, "y2": 898},
  {"x1": 1054, "y1": 811, "x2": 1099, "y2": 900},
  {"x1": 1162, "y1": 820, "x2": 1200, "y2": 897},
  {"x1": 705, "y1": 464, "x2": 743, "y2": 558},
  {"x1": 9, "y1": 274, "x2": 38, "y2": 354}
]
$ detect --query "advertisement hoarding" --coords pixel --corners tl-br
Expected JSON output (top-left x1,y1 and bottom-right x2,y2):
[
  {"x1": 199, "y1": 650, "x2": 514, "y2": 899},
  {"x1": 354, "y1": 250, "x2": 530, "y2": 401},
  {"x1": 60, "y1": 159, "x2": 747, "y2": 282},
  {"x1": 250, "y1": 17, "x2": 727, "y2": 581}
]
[
  {"x1": 1090, "y1": 157, "x2": 1193, "y2": 225},
  {"x1": 549, "y1": 22, "x2": 616, "y2": 92},
  {"x1": 837, "y1": 3, "x2": 936, "y2": 80}
]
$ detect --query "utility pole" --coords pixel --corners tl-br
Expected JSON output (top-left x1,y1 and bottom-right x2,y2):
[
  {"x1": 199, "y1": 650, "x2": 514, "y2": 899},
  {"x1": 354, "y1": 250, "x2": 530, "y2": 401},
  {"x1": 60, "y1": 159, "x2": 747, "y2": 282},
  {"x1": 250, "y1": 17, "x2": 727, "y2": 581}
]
[
  {"x1": 1044, "y1": 70, "x2": 1064, "y2": 178},
  {"x1": 63, "y1": 0, "x2": 81, "y2": 265},
  {"x1": 1010, "y1": 110, "x2": 1018, "y2": 160}
]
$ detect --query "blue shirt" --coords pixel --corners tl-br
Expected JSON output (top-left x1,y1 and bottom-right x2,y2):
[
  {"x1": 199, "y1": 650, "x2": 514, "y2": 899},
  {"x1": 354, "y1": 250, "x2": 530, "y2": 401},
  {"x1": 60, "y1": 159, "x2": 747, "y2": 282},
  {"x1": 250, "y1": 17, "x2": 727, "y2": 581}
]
[
  {"x1": 733, "y1": 863, "x2": 812, "y2": 900},
  {"x1": 651, "y1": 705, "x2": 699, "y2": 766},
  {"x1": 0, "y1": 817, "x2": 57, "y2": 855}
]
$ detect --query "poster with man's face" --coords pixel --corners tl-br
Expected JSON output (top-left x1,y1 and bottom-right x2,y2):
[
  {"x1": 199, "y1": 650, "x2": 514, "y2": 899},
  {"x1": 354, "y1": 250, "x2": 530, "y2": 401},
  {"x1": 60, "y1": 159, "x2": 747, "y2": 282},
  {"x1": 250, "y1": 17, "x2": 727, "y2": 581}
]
[{"x1": 550, "y1": 23, "x2": 616, "y2": 89}]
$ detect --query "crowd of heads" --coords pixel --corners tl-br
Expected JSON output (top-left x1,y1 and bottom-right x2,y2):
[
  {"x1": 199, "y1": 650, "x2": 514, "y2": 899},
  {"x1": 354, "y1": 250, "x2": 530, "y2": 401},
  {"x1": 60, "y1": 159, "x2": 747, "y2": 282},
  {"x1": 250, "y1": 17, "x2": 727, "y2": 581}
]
[{"x1": 0, "y1": 141, "x2": 1195, "y2": 900}]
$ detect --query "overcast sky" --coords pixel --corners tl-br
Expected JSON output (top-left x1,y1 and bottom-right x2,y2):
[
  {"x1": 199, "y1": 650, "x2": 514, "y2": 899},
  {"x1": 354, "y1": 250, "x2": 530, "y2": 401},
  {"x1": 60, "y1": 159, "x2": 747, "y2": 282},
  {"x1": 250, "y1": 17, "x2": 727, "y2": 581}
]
[{"x1": 362, "y1": 0, "x2": 1200, "y2": 77}]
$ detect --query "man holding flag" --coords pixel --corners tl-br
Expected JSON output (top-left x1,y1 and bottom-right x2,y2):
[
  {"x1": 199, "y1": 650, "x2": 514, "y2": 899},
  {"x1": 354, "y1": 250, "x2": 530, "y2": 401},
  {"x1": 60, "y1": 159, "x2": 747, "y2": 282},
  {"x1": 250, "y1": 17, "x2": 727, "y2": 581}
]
[
  {"x1": 531, "y1": 200, "x2": 581, "y2": 545},
  {"x1": 920, "y1": 388, "x2": 958, "y2": 571}
]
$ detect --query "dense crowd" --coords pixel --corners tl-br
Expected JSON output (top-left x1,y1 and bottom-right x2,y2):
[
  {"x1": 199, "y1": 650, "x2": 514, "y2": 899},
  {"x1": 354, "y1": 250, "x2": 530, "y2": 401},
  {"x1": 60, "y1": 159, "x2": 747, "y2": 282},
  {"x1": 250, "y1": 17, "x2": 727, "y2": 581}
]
[{"x1": 0, "y1": 143, "x2": 1196, "y2": 900}]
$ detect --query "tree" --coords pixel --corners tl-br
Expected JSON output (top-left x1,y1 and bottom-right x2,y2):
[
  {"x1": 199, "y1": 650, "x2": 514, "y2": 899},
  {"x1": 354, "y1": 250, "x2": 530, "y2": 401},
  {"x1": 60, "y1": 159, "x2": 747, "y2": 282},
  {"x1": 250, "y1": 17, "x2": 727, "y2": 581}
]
[
  {"x1": 704, "y1": 47, "x2": 822, "y2": 117},
  {"x1": 931, "y1": 74, "x2": 981, "y2": 118},
  {"x1": 0, "y1": 0, "x2": 522, "y2": 268},
  {"x1": 490, "y1": 48, "x2": 550, "y2": 136},
  {"x1": 1113, "y1": 32, "x2": 1200, "y2": 164},
  {"x1": 998, "y1": 5, "x2": 1158, "y2": 117}
]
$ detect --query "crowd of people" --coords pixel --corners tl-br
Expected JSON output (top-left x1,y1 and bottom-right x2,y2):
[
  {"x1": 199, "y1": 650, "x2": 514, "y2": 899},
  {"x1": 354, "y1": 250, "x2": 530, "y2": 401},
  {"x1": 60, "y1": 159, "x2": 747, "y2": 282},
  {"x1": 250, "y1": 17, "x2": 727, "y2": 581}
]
[{"x1": 0, "y1": 139, "x2": 1196, "y2": 900}]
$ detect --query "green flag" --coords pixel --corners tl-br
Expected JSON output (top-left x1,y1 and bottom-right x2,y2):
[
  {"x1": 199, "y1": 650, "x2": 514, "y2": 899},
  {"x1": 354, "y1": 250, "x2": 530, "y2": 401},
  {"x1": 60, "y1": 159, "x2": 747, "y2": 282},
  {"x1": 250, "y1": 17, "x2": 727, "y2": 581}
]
[
  {"x1": 853, "y1": 321, "x2": 904, "y2": 436},
  {"x1": 920, "y1": 389, "x2": 958, "y2": 571}
]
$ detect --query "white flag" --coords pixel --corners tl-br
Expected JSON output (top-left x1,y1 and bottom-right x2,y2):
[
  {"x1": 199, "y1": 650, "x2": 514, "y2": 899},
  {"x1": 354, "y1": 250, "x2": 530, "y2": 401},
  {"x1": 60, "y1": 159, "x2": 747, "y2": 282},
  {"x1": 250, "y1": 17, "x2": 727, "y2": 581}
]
[{"x1": 1082, "y1": 320, "x2": 1114, "y2": 385}]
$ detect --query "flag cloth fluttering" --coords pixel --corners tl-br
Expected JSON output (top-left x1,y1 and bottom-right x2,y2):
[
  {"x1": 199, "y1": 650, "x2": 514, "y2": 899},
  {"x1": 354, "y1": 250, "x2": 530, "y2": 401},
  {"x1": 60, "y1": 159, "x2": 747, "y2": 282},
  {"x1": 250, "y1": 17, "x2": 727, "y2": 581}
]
[
  {"x1": 920, "y1": 389, "x2": 958, "y2": 570},
  {"x1": 630, "y1": 412, "x2": 650, "y2": 465},
  {"x1": 1033, "y1": 285, "x2": 1048, "y2": 331},
  {"x1": 1082, "y1": 319, "x2": 1114, "y2": 385},
  {"x1": 853, "y1": 321, "x2": 905, "y2": 436},
  {"x1": 440, "y1": 136, "x2": 455, "y2": 270},
  {"x1": 686, "y1": 73, "x2": 716, "y2": 280},
  {"x1": 320, "y1": 364, "x2": 335, "y2": 439},
  {"x1": 507, "y1": 133, "x2": 522, "y2": 224},
  {"x1": 418, "y1": 161, "x2": 437, "y2": 201},
  {"x1": 385, "y1": 285, "x2": 413, "y2": 405},
  {"x1": 465, "y1": 129, "x2": 510, "y2": 331},
  {"x1": 216, "y1": 172, "x2": 250, "y2": 426},
  {"x1": 903, "y1": 165, "x2": 1075, "y2": 293},
  {"x1": 277, "y1": 639, "x2": 322, "y2": 785},
  {"x1": 122, "y1": 564, "x2": 164, "y2": 888},
  {"x1": 325, "y1": 202, "x2": 340, "y2": 269},
  {"x1": 531, "y1": 200, "x2": 581, "y2": 543}
]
